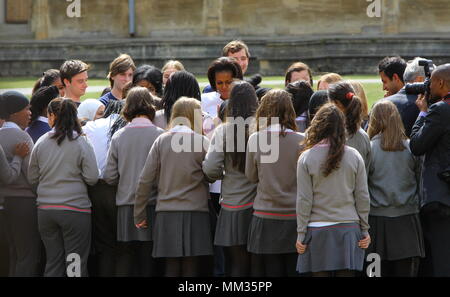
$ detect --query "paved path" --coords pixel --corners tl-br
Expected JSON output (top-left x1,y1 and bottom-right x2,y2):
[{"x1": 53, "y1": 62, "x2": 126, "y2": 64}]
[{"x1": 0, "y1": 79, "x2": 380, "y2": 96}]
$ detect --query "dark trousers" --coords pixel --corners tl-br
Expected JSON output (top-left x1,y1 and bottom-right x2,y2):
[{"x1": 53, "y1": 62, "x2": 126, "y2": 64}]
[
  {"x1": 38, "y1": 209, "x2": 91, "y2": 277},
  {"x1": 115, "y1": 241, "x2": 159, "y2": 277},
  {"x1": 4, "y1": 197, "x2": 42, "y2": 276},
  {"x1": 419, "y1": 202, "x2": 450, "y2": 277},
  {"x1": 250, "y1": 252, "x2": 298, "y2": 277},
  {"x1": 0, "y1": 210, "x2": 9, "y2": 276},
  {"x1": 87, "y1": 181, "x2": 118, "y2": 277},
  {"x1": 381, "y1": 257, "x2": 420, "y2": 277},
  {"x1": 209, "y1": 193, "x2": 224, "y2": 277}
]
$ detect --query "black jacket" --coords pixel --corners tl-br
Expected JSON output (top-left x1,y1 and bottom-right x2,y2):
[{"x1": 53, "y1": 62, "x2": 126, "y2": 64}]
[
  {"x1": 385, "y1": 88, "x2": 419, "y2": 138},
  {"x1": 410, "y1": 96, "x2": 450, "y2": 207}
]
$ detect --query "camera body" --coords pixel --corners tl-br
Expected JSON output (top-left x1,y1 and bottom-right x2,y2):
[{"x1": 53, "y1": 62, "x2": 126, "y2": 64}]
[{"x1": 405, "y1": 59, "x2": 435, "y2": 96}]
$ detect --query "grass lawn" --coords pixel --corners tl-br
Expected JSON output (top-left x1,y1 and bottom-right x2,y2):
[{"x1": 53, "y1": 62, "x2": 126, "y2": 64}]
[{"x1": 0, "y1": 75, "x2": 384, "y2": 109}]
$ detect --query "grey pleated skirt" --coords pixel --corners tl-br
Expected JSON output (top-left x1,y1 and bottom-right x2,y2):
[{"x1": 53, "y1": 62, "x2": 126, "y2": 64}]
[
  {"x1": 247, "y1": 216, "x2": 297, "y2": 254},
  {"x1": 152, "y1": 211, "x2": 214, "y2": 258},
  {"x1": 117, "y1": 205, "x2": 155, "y2": 242},
  {"x1": 214, "y1": 207, "x2": 253, "y2": 247},
  {"x1": 366, "y1": 214, "x2": 425, "y2": 261},
  {"x1": 296, "y1": 222, "x2": 365, "y2": 273}
]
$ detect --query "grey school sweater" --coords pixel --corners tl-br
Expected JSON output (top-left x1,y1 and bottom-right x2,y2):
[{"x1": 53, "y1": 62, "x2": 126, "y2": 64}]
[
  {"x1": 103, "y1": 118, "x2": 164, "y2": 206},
  {"x1": 0, "y1": 125, "x2": 35, "y2": 198},
  {"x1": 202, "y1": 123, "x2": 257, "y2": 210},
  {"x1": 245, "y1": 128, "x2": 305, "y2": 220},
  {"x1": 134, "y1": 126, "x2": 212, "y2": 224},
  {"x1": 368, "y1": 135, "x2": 420, "y2": 217},
  {"x1": 296, "y1": 145, "x2": 370, "y2": 242},
  {"x1": 0, "y1": 145, "x2": 22, "y2": 185},
  {"x1": 28, "y1": 131, "x2": 99, "y2": 210},
  {"x1": 346, "y1": 128, "x2": 371, "y2": 170}
]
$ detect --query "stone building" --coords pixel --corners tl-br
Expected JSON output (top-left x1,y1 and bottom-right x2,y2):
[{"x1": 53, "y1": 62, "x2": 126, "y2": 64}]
[{"x1": 1, "y1": 0, "x2": 450, "y2": 77}]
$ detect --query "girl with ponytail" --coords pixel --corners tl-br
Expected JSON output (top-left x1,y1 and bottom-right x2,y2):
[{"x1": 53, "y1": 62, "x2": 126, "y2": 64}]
[
  {"x1": 296, "y1": 103, "x2": 371, "y2": 277},
  {"x1": 328, "y1": 81, "x2": 371, "y2": 169},
  {"x1": 28, "y1": 98, "x2": 99, "y2": 277}
]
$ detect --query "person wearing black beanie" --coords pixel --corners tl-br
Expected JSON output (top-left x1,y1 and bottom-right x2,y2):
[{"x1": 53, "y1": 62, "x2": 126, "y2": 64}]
[
  {"x1": 0, "y1": 90, "x2": 42, "y2": 277},
  {"x1": 0, "y1": 91, "x2": 31, "y2": 128},
  {"x1": 26, "y1": 86, "x2": 60, "y2": 143}
]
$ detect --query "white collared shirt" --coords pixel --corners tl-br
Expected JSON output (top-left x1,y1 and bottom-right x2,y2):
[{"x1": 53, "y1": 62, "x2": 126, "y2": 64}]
[
  {"x1": 169, "y1": 124, "x2": 195, "y2": 134},
  {"x1": 201, "y1": 92, "x2": 223, "y2": 118},
  {"x1": 1, "y1": 121, "x2": 22, "y2": 130},
  {"x1": 37, "y1": 116, "x2": 49, "y2": 124}
]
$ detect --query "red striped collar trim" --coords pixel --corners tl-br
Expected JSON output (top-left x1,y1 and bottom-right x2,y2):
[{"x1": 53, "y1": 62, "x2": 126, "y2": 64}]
[
  {"x1": 38, "y1": 205, "x2": 91, "y2": 213},
  {"x1": 221, "y1": 202, "x2": 254, "y2": 209},
  {"x1": 254, "y1": 211, "x2": 296, "y2": 217}
]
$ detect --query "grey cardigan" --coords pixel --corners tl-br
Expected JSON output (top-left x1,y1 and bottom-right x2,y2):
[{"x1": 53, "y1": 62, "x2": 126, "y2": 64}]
[
  {"x1": 28, "y1": 132, "x2": 99, "y2": 209},
  {"x1": 202, "y1": 123, "x2": 257, "y2": 211},
  {"x1": 296, "y1": 145, "x2": 370, "y2": 242},
  {"x1": 368, "y1": 135, "x2": 420, "y2": 217}
]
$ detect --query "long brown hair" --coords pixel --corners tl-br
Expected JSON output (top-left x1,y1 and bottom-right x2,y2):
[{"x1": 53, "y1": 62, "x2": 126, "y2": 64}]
[
  {"x1": 225, "y1": 81, "x2": 258, "y2": 172},
  {"x1": 328, "y1": 81, "x2": 362, "y2": 136},
  {"x1": 367, "y1": 100, "x2": 407, "y2": 151},
  {"x1": 301, "y1": 103, "x2": 346, "y2": 177},
  {"x1": 255, "y1": 89, "x2": 297, "y2": 136},
  {"x1": 48, "y1": 98, "x2": 83, "y2": 145}
]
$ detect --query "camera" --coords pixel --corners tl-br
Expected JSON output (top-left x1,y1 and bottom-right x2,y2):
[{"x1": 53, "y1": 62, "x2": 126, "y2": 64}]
[{"x1": 405, "y1": 59, "x2": 435, "y2": 95}]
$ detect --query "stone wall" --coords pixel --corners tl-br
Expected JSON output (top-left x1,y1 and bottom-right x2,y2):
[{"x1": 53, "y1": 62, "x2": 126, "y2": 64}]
[
  {"x1": 1, "y1": 36, "x2": 449, "y2": 77},
  {"x1": 29, "y1": 0, "x2": 450, "y2": 40}
]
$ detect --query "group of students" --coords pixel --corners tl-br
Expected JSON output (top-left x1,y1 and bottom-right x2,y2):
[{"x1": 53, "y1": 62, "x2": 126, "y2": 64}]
[{"x1": 0, "y1": 40, "x2": 437, "y2": 278}]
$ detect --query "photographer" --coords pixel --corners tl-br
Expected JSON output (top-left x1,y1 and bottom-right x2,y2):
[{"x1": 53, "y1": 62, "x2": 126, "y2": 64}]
[{"x1": 410, "y1": 64, "x2": 450, "y2": 277}]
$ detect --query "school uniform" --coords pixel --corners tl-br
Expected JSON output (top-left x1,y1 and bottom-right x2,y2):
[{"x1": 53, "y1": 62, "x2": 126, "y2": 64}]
[
  {"x1": 367, "y1": 136, "x2": 424, "y2": 276},
  {"x1": 134, "y1": 125, "x2": 214, "y2": 259},
  {"x1": 296, "y1": 144, "x2": 370, "y2": 274},
  {"x1": 346, "y1": 128, "x2": 371, "y2": 170},
  {"x1": 0, "y1": 145, "x2": 24, "y2": 276},
  {"x1": 153, "y1": 109, "x2": 168, "y2": 130},
  {"x1": 82, "y1": 114, "x2": 119, "y2": 276},
  {"x1": 245, "y1": 125, "x2": 304, "y2": 276},
  {"x1": 203, "y1": 123, "x2": 257, "y2": 247},
  {"x1": 26, "y1": 117, "x2": 51, "y2": 143},
  {"x1": 0, "y1": 122, "x2": 42, "y2": 277},
  {"x1": 28, "y1": 130, "x2": 99, "y2": 277},
  {"x1": 295, "y1": 112, "x2": 308, "y2": 133},
  {"x1": 103, "y1": 117, "x2": 164, "y2": 276}
]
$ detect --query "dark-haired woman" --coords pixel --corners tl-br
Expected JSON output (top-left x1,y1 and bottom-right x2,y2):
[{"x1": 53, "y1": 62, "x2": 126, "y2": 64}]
[
  {"x1": 28, "y1": 98, "x2": 99, "y2": 277},
  {"x1": 203, "y1": 81, "x2": 257, "y2": 277},
  {"x1": 201, "y1": 57, "x2": 243, "y2": 119},
  {"x1": 26, "y1": 86, "x2": 60, "y2": 143},
  {"x1": 103, "y1": 87, "x2": 164, "y2": 276},
  {"x1": 296, "y1": 103, "x2": 370, "y2": 277},
  {"x1": 0, "y1": 91, "x2": 42, "y2": 277},
  {"x1": 328, "y1": 81, "x2": 371, "y2": 169},
  {"x1": 154, "y1": 70, "x2": 201, "y2": 130},
  {"x1": 32, "y1": 69, "x2": 65, "y2": 97},
  {"x1": 245, "y1": 89, "x2": 304, "y2": 277}
]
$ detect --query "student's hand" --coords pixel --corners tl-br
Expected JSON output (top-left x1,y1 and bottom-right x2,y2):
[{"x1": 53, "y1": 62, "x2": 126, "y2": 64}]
[
  {"x1": 14, "y1": 142, "x2": 30, "y2": 158},
  {"x1": 296, "y1": 240, "x2": 307, "y2": 254},
  {"x1": 135, "y1": 220, "x2": 148, "y2": 229},
  {"x1": 358, "y1": 234, "x2": 371, "y2": 249},
  {"x1": 415, "y1": 94, "x2": 428, "y2": 112}
]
